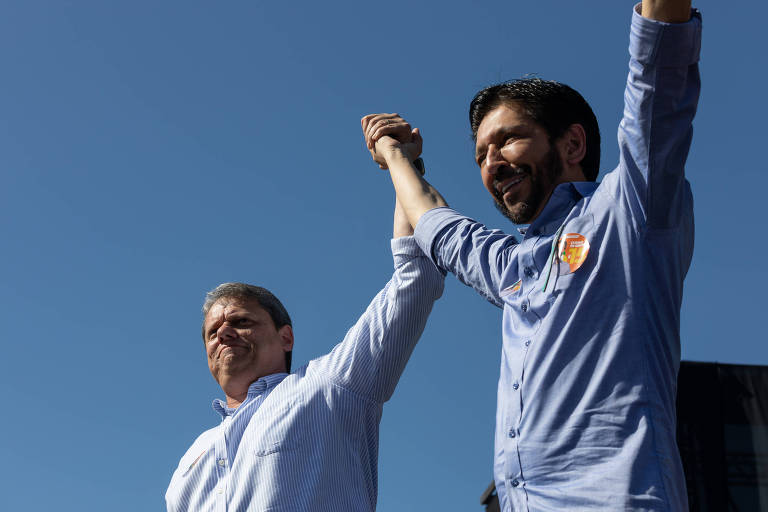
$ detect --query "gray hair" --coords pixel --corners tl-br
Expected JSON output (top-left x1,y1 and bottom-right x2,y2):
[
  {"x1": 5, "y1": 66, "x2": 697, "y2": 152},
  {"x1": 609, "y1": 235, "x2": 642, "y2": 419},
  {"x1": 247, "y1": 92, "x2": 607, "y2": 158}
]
[{"x1": 202, "y1": 282, "x2": 293, "y2": 372}]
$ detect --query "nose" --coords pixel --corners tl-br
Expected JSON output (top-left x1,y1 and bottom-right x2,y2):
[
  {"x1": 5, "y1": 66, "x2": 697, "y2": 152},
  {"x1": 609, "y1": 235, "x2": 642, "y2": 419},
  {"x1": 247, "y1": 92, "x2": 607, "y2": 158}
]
[
  {"x1": 216, "y1": 323, "x2": 237, "y2": 343},
  {"x1": 484, "y1": 144, "x2": 505, "y2": 175}
]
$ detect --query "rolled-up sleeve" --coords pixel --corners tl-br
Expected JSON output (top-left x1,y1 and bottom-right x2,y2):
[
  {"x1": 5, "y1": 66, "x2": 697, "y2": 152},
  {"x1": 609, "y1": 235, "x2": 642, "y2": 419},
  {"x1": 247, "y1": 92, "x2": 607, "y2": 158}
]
[
  {"x1": 316, "y1": 236, "x2": 444, "y2": 403},
  {"x1": 415, "y1": 207, "x2": 517, "y2": 308}
]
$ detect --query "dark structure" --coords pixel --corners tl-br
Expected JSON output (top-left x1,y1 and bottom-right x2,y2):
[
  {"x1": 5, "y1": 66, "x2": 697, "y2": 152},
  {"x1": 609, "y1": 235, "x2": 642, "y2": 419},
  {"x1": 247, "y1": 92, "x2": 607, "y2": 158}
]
[
  {"x1": 480, "y1": 481, "x2": 501, "y2": 512},
  {"x1": 481, "y1": 361, "x2": 768, "y2": 511}
]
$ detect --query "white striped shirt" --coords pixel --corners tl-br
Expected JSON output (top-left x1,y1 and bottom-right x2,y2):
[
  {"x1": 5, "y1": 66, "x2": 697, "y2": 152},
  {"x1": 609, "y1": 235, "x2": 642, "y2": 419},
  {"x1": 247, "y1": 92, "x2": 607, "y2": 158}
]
[{"x1": 166, "y1": 236, "x2": 444, "y2": 511}]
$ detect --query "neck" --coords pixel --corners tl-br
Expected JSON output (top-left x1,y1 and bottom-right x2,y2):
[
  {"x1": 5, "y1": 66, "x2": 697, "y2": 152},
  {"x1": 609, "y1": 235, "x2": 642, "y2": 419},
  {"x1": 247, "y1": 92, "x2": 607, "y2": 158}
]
[
  {"x1": 560, "y1": 165, "x2": 586, "y2": 185},
  {"x1": 218, "y1": 374, "x2": 254, "y2": 409},
  {"x1": 529, "y1": 169, "x2": 586, "y2": 224},
  {"x1": 218, "y1": 368, "x2": 286, "y2": 409}
]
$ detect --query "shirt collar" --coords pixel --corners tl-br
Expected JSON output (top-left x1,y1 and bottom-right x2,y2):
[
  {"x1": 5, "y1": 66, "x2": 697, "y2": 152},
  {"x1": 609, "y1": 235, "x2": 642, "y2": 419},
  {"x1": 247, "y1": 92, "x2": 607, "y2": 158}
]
[
  {"x1": 212, "y1": 372, "x2": 289, "y2": 418},
  {"x1": 525, "y1": 181, "x2": 598, "y2": 238}
]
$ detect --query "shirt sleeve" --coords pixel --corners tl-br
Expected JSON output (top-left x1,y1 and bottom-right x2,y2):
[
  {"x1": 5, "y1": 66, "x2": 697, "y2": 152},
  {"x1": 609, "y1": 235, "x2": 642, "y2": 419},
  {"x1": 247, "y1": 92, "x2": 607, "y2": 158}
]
[
  {"x1": 414, "y1": 207, "x2": 518, "y2": 308},
  {"x1": 608, "y1": 6, "x2": 702, "y2": 231},
  {"x1": 312, "y1": 236, "x2": 444, "y2": 403}
]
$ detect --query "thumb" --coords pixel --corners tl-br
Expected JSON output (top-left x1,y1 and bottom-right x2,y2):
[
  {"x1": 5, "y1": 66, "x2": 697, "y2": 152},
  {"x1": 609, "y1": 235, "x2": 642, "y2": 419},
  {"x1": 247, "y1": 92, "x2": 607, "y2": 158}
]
[{"x1": 412, "y1": 127, "x2": 423, "y2": 145}]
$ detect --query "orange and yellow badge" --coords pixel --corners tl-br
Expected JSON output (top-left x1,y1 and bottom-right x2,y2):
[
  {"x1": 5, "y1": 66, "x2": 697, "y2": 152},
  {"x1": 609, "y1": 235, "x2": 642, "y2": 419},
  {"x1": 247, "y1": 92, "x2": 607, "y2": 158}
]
[{"x1": 557, "y1": 233, "x2": 590, "y2": 274}]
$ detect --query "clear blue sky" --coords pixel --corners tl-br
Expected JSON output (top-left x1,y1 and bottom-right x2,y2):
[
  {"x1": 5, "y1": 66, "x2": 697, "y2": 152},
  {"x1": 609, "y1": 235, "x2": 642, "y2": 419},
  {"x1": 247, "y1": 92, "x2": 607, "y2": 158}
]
[{"x1": 2, "y1": 1, "x2": 765, "y2": 510}]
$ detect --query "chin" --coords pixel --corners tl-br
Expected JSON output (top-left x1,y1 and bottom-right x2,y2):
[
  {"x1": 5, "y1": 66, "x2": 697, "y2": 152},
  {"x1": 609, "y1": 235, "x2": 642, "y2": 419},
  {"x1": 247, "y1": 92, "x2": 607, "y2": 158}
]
[
  {"x1": 494, "y1": 197, "x2": 535, "y2": 225},
  {"x1": 510, "y1": 203, "x2": 534, "y2": 222}
]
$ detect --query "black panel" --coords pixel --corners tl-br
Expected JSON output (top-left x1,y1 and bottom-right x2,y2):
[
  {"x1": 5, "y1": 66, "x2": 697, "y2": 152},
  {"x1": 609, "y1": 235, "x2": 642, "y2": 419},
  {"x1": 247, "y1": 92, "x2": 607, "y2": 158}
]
[{"x1": 481, "y1": 361, "x2": 768, "y2": 511}]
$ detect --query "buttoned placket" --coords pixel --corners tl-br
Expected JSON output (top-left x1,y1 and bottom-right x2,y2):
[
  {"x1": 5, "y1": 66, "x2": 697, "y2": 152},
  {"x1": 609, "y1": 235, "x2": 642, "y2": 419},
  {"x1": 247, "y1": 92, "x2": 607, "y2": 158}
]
[
  {"x1": 214, "y1": 415, "x2": 231, "y2": 512},
  {"x1": 505, "y1": 193, "x2": 579, "y2": 503},
  {"x1": 210, "y1": 378, "x2": 273, "y2": 512},
  {"x1": 503, "y1": 234, "x2": 544, "y2": 499}
]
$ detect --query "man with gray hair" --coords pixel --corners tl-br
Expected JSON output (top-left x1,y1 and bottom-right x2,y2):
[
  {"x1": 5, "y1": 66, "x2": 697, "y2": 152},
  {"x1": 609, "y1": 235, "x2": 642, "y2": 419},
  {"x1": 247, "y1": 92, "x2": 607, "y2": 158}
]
[{"x1": 165, "y1": 200, "x2": 444, "y2": 511}]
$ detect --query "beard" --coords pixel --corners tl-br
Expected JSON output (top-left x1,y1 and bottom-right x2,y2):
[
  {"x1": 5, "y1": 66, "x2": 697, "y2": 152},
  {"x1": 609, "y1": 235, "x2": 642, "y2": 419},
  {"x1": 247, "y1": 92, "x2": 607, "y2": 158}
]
[{"x1": 492, "y1": 145, "x2": 564, "y2": 225}]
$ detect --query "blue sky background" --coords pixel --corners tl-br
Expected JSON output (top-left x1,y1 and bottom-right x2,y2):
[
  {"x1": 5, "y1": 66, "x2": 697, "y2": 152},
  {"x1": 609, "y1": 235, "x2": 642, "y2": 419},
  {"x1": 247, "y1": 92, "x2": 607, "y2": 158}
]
[{"x1": 2, "y1": 1, "x2": 766, "y2": 510}]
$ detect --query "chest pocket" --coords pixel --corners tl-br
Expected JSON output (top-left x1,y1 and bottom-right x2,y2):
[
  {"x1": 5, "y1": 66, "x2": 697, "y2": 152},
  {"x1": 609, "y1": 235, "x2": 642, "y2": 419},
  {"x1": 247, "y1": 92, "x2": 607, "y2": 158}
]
[{"x1": 250, "y1": 394, "x2": 307, "y2": 457}]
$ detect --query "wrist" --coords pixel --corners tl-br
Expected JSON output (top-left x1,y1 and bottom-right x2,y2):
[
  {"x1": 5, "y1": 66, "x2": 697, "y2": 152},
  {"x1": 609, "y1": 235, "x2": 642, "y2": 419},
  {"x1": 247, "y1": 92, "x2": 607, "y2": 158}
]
[
  {"x1": 385, "y1": 151, "x2": 425, "y2": 178},
  {"x1": 381, "y1": 145, "x2": 411, "y2": 165}
]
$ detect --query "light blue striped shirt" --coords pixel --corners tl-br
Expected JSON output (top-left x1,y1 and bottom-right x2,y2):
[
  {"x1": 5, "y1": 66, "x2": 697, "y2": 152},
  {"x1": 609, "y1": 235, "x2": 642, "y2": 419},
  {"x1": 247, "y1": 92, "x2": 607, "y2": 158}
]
[
  {"x1": 414, "y1": 8, "x2": 701, "y2": 511},
  {"x1": 166, "y1": 236, "x2": 444, "y2": 511}
]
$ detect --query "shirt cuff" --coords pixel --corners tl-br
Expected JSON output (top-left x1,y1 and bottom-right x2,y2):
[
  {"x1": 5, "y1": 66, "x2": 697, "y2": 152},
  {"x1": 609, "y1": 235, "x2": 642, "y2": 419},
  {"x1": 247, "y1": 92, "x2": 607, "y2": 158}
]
[
  {"x1": 413, "y1": 206, "x2": 470, "y2": 266},
  {"x1": 391, "y1": 235, "x2": 422, "y2": 267},
  {"x1": 630, "y1": 5, "x2": 702, "y2": 67}
]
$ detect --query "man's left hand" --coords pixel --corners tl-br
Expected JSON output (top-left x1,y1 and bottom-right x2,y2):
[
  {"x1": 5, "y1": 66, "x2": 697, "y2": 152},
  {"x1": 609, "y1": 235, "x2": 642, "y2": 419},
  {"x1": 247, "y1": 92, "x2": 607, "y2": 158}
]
[{"x1": 361, "y1": 113, "x2": 423, "y2": 169}]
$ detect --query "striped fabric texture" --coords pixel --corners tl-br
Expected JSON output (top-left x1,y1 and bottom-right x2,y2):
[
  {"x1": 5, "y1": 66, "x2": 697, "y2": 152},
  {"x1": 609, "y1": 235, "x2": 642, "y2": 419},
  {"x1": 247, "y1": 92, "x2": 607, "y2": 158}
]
[{"x1": 166, "y1": 236, "x2": 444, "y2": 511}]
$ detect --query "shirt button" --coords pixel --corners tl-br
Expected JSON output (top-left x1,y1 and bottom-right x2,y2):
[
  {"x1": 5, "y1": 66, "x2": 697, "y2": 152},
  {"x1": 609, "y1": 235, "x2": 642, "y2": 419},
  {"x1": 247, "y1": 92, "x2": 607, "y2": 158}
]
[
  {"x1": 508, "y1": 429, "x2": 516, "y2": 438},
  {"x1": 521, "y1": 303, "x2": 528, "y2": 312},
  {"x1": 217, "y1": 459, "x2": 226, "y2": 466},
  {"x1": 512, "y1": 479, "x2": 520, "y2": 487},
  {"x1": 525, "y1": 340, "x2": 531, "y2": 347},
  {"x1": 524, "y1": 267, "x2": 534, "y2": 278},
  {"x1": 513, "y1": 382, "x2": 519, "y2": 390}
]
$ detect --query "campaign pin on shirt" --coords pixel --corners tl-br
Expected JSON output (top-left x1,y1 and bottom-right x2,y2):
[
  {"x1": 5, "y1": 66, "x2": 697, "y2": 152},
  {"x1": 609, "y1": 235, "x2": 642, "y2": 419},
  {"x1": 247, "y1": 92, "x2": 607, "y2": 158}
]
[
  {"x1": 556, "y1": 233, "x2": 590, "y2": 275},
  {"x1": 500, "y1": 279, "x2": 522, "y2": 298}
]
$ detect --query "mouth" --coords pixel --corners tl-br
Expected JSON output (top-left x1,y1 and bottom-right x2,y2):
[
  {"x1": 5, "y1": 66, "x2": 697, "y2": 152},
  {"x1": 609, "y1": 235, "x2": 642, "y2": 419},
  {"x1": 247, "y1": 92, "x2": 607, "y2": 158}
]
[
  {"x1": 495, "y1": 172, "x2": 528, "y2": 200},
  {"x1": 218, "y1": 345, "x2": 246, "y2": 358}
]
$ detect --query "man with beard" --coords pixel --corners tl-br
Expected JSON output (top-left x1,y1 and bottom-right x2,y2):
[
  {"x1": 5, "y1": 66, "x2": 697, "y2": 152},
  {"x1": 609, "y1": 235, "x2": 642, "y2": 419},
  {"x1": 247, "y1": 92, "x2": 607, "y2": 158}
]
[
  {"x1": 362, "y1": 0, "x2": 700, "y2": 509},
  {"x1": 165, "y1": 199, "x2": 444, "y2": 511}
]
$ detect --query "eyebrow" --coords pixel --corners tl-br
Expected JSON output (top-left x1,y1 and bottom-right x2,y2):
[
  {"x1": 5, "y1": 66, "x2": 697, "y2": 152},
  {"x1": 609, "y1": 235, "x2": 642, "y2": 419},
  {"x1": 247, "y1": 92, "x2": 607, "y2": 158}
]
[{"x1": 205, "y1": 310, "x2": 257, "y2": 332}]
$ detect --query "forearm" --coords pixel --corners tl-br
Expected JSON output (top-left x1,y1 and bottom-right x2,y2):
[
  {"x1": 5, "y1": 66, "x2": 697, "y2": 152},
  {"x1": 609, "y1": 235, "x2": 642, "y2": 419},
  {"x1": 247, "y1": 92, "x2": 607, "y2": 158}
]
[
  {"x1": 393, "y1": 197, "x2": 413, "y2": 238},
  {"x1": 385, "y1": 149, "x2": 448, "y2": 230},
  {"x1": 641, "y1": 0, "x2": 691, "y2": 23}
]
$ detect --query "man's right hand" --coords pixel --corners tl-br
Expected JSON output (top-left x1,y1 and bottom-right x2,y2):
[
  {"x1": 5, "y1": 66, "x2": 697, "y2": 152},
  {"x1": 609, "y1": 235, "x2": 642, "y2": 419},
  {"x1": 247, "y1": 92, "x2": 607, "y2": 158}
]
[
  {"x1": 361, "y1": 113, "x2": 423, "y2": 170},
  {"x1": 360, "y1": 112, "x2": 448, "y2": 230}
]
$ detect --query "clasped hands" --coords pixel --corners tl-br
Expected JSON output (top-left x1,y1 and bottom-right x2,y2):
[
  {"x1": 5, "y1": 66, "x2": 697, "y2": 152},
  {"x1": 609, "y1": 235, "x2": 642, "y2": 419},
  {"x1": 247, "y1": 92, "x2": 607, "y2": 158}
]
[{"x1": 361, "y1": 113, "x2": 423, "y2": 170}]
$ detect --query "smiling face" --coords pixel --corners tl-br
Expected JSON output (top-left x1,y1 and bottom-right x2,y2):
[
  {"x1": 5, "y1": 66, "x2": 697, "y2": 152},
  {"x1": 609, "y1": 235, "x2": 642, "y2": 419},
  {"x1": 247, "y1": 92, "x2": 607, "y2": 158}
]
[
  {"x1": 474, "y1": 102, "x2": 565, "y2": 224},
  {"x1": 203, "y1": 297, "x2": 294, "y2": 387}
]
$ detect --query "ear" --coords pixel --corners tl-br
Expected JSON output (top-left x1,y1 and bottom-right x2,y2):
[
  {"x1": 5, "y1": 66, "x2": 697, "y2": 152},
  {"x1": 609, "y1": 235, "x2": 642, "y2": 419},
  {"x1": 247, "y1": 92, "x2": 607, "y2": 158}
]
[
  {"x1": 278, "y1": 324, "x2": 294, "y2": 352},
  {"x1": 557, "y1": 123, "x2": 587, "y2": 173}
]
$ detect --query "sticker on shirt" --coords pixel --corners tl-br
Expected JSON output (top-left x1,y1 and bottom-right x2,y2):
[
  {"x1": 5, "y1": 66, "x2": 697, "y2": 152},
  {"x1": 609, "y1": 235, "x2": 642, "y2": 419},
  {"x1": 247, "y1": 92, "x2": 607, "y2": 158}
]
[
  {"x1": 181, "y1": 449, "x2": 207, "y2": 477},
  {"x1": 500, "y1": 279, "x2": 522, "y2": 297},
  {"x1": 556, "y1": 233, "x2": 590, "y2": 274}
]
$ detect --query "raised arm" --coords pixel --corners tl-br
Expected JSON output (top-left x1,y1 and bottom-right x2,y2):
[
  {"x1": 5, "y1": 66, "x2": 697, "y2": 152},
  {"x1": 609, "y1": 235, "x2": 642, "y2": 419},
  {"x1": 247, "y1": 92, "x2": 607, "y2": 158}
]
[
  {"x1": 611, "y1": 1, "x2": 701, "y2": 230},
  {"x1": 313, "y1": 234, "x2": 443, "y2": 403},
  {"x1": 361, "y1": 113, "x2": 517, "y2": 307},
  {"x1": 361, "y1": 113, "x2": 448, "y2": 230}
]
